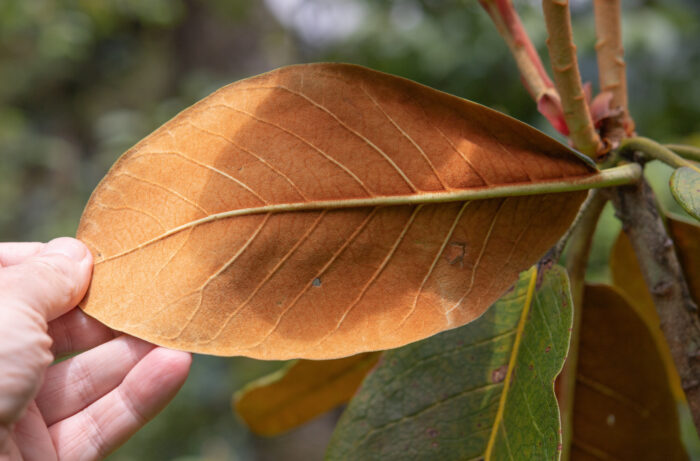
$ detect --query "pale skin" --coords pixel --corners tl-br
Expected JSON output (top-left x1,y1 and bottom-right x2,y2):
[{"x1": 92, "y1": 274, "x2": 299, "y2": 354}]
[{"x1": 0, "y1": 238, "x2": 192, "y2": 461}]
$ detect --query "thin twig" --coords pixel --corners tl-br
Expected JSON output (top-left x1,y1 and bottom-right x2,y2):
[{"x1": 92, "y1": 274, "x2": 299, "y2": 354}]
[
  {"x1": 479, "y1": 0, "x2": 567, "y2": 135},
  {"x1": 542, "y1": 0, "x2": 602, "y2": 158},
  {"x1": 608, "y1": 178, "x2": 700, "y2": 435},
  {"x1": 619, "y1": 137, "x2": 700, "y2": 173},
  {"x1": 667, "y1": 144, "x2": 700, "y2": 164},
  {"x1": 593, "y1": 0, "x2": 635, "y2": 136},
  {"x1": 557, "y1": 189, "x2": 608, "y2": 460},
  {"x1": 549, "y1": 189, "x2": 602, "y2": 262}
]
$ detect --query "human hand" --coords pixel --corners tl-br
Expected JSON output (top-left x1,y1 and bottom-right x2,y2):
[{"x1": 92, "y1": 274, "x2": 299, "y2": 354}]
[{"x1": 0, "y1": 238, "x2": 192, "y2": 461}]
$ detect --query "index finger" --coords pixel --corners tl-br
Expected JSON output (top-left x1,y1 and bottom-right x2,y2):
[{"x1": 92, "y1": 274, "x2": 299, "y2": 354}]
[
  {"x1": 48, "y1": 309, "x2": 118, "y2": 358},
  {"x1": 0, "y1": 242, "x2": 45, "y2": 267}
]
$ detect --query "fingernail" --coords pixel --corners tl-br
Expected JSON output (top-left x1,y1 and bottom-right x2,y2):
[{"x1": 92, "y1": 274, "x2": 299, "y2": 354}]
[{"x1": 42, "y1": 238, "x2": 88, "y2": 262}]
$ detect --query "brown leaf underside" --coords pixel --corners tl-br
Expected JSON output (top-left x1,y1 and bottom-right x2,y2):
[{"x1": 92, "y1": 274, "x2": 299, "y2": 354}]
[
  {"x1": 573, "y1": 284, "x2": 686, "y2": 460},
  {"x1": 77, "y1": 63, "x2": 593, "y2": 359}
]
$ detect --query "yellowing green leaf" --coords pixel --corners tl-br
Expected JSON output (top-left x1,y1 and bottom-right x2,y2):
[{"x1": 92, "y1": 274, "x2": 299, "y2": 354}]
[
  {"x1": 670, "y1": 166, "x2": 700, "y2": 221},
  {"x1": 234, "y1": 352, "x2": 380, "y2": 436},
  {"x1": 326, "y1": 265, "x2": 572, "y2": 460},
  {"x1": 572, "y1": 284, "x2": 687, "y2": 460}
]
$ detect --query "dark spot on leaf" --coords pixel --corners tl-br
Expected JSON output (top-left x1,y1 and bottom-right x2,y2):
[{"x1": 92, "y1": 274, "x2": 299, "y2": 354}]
[
  {"x1": 491, "y1": 365, "x2": 507, "y2": 383},
  {"x1": 606, "y1": 414, "x2": 615, "y2": 426},
  {"x1": 528, "y1": 363, "x2": 534, "y2": 370},
  {"x1": 431, "y1": 441, "x2": 439, "y2": 448},
  {"x1": 545, "y1": 345, "x2": 551, "y2": 353},
  {"x1": 312, "y1": 277, "x2": 321, "y2": 287},
  {"x1": 444, "y1": 242, "x2": 466, "y2": 267},
  {"x1": 427, "y1": 428, "x2": 438, "y2": 438},
  {"x1": 536, "y1": 260, "x2": 553, "y2": 288},
  {"x1": 557, "y1": 443, "x2": 563, "y2": 451}
]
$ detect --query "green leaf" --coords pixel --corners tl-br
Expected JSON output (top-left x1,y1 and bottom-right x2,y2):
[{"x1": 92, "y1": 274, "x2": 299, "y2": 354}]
[
  {"x1": 670, "y1": 166, "x2": 700, "y2": 221},
  {"x1": 325, "y1": 265, "x2": 572, "y2": 460}
]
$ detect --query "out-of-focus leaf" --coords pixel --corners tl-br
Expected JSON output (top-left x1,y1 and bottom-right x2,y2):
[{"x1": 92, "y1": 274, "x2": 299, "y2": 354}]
[
  {"x1": 668, "y1": 216, "x2": 700, "y2": 304},
  {"x1": 610, "y1": 215, "x2": 700, "y2": 403},
  {"x1": 670, "y1": 166, "x2": 700, "y2": 221},
  {"x1": 234, "y1": 352, "x2": 380, "y2": 436},
  {"x1": 610, "y1": 229, "x2": 665, "y2": 328},
  {"x1": 326, "y1": 265, "x2": 572, "y2": 460},
  {"x1": 572, "y1": 284, "x2": 687, "y2": 460}
]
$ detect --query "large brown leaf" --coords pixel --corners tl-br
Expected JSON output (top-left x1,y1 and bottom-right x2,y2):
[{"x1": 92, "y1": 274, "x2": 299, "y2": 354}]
[
  {"x1": 573, "y1": 284, "x2": 687, "y2": 460},
  {"x1": 77, "y1": 63, "x2": 594, "y2": 359}
]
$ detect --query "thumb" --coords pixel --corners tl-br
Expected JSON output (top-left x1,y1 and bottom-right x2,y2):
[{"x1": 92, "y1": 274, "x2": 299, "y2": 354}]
[{"x1": 0, "y1": 237, "x2": 93, "y2": 322}]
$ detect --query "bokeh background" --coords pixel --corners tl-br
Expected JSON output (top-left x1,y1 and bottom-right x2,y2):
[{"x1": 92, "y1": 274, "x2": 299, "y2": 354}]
[{"x1": 1, "y1": 1, "x2": 698, "y2": 459}]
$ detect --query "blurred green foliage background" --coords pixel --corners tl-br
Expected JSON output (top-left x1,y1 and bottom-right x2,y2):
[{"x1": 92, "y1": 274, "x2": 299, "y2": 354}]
[{"x1": 1, "y1": 1, "x2": 698, "y2": 459}]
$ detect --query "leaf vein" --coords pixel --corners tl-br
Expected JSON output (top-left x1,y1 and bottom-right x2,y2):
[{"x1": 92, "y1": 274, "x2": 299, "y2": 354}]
[
  {"x1": 576, "y1": 374, "x2": 650, "y2": 417},
  {"x1": 92, "y1": 201, "x2": 167, "y2": 231},
  {"x1": 349, "y1": 382, "x2": 502, "y2": 453},
  {"x1": 360, "y1": 86, "x2": 446, "y2": 189},
  {"x1": 183, "y1": 119, "x2": 310, "y2": 201},
  {"x1": 446, "y1": 199, "x2": 507, "y2": 316},
  {"x1": 198, "y1": 211, "x2": 328, "y2": 345},
  {"x1": 312, "y1": 205, "x2": 423, "y2": 349},
  {"x1": 397, "y1": 202, "x2": 471, "y2": 330},
  {"x1": 140, "y1": 214, "x2": 271, "y2": 336},
  {"x1": 112, "y1": 171, "x2": 209, "y2": 215},
  {"x1": 232, "y1": 85, "x2": 418, "y2": 192},
  {"x1": 131, "y1": 150, "x2": 268, "y2": 205},
  {"x1": 433, "y1": 124, "x2": 490, "y2": 186},
  {"x1": 208, "y1": 103, "x2": 373, "y2": 195},
  {"x1": 244, "y1": 208, "x2": 379, "y2": 351}
]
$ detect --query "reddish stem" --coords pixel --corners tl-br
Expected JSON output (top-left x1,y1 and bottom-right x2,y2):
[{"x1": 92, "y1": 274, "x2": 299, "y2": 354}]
[{"x1": 479, "y1": 0, "x2": 568, "y2": 136}]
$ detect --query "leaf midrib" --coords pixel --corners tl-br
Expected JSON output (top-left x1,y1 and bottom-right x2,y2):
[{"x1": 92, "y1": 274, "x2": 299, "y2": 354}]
[
  {"x1": 483, "y1": 268, "x2": 538, "y2": 459},
  {"x1": 93, "y1": 164, "x2": 640, "y2": 265}
]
